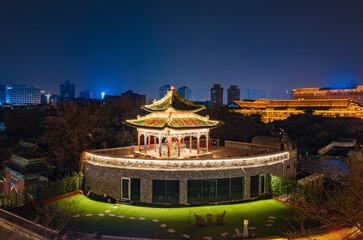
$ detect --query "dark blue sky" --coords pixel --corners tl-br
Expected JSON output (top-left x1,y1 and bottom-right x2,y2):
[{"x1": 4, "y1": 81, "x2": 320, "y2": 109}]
[{"x1": 1, "y1": 0, "x2": 363, "y2": 101}]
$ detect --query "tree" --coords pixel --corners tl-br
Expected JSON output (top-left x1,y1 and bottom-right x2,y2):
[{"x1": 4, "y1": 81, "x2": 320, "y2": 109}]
[
  {"x1": 3, "y1": 107, "x2": 44, "y2": 139},
  {"x1": 285, "y1": 159, "x2": 363, "y2": 239},
  {"x1": 0, "y1": 195, "x2": 81, "y2": 240},
  {"x1": 33, "y1": 196, "x2": 81, "y2": 239},
  {"x1": 0, "y1": 144, "x2": 13, "y2": 170},
  {"x1": 40, "y1": 103, "x2": 104, "y2": 174},
  {"x1": 41, "y1": 100, "x2": 136, "y2": 175}
]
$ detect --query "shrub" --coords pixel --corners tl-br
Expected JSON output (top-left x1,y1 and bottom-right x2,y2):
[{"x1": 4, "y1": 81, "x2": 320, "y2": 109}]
[{"x1": 22, "y1": 172, "x2": 84, "y2": 205}]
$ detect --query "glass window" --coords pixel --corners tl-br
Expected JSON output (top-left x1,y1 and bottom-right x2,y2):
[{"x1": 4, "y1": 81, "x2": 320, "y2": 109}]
[
  {"x1": 217, "y1": 178, "x2": 230, "y2": 201},
  {"x1": 121, "y1": 178, "x2": 130, "y2": 199},
  {"x1": 260, "y1": 175, "x2": 265, "y2": 194},
  {"x1": 131, "y1": 179, "x2": 140, "y2": 201},
  {"x1": 153, "y1": 180, "x2": 179, "y2": 203},
  {"x1": 153, "y1": 180, "x2": 165, "y2": 202},
  {"x1": 203, "y1": 179, "x2": 216, "y2": 202},
  {"x1": 231, "y1": 177, "x2": 243, "y2": 200},
  {"x1": 188, "y1": 180, "x2": 202, "y2": 202},
  {"x1": 250, "y1": 175, "x2": 259, "y2": 198},
  {"x1": 166, "y1": 180, "x2": 179, "y2": 203}
]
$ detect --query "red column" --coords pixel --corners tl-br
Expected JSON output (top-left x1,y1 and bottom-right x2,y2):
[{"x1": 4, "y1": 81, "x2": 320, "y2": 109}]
[
  {"x1": 144, "y1": 134, "x2": 147, "y2": 154},
  {"x1": 197, "y1": 136, "x2": 200, "y2": 154},
  {"x1": 206, "y1": 132, "x2": 209, "y2": 152},
  {"x1": 148, "y1": 135, "x2": 151, "y2": 151},
  {"x1": 159, "y1": 136, "x2": 162, "y2": 157},
  {"x1": 178, "y1": 137, "x2": 181, "y2": 157},
  {"x1": 137, "y1": 132, "x2": 140, "y2": 151},
  {"x1": 167, "y1": 136, "x2": 171, "y2": 159},
  {"x1": 189, "y1": 136, "x2": 192, "y2": 153},
  {"x1": 154, "y1": 136, "x2": 156, "y2": 152}
]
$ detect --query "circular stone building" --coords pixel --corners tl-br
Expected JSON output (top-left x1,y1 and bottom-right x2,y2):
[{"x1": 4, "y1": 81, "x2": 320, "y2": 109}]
[{"x1": 83, "y1": 86, "x2": 297, "y2": 205}]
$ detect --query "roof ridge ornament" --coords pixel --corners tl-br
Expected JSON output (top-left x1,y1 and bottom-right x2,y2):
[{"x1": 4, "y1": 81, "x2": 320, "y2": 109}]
[
  {"x1": 141, "y1": 85, "x2": 206, "y2": 112},
  {"x1": 124, "y1": 84, "x2": 223, "y2": 130}
]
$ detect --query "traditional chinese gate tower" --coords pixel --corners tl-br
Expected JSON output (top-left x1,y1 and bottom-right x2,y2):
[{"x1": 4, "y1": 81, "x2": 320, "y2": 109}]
[{"x1": 125, "y1": 86, "x2": 222, "y2": 159}]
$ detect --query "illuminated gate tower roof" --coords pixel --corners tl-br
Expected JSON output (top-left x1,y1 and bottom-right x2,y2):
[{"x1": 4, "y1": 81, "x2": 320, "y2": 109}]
[{"x1": 125, "y1": 86, "x2": 222, "y2": 159}]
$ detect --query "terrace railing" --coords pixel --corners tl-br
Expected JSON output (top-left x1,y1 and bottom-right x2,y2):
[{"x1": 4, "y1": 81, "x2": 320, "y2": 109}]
[{"x1": 85, "y1": 151, "x2": 290, "y2": 170}]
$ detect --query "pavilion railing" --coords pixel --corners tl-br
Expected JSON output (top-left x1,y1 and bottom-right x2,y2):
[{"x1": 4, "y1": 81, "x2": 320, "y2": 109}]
[{"x1": 85, "y1": 151, "x2": 290, "y2": 170}]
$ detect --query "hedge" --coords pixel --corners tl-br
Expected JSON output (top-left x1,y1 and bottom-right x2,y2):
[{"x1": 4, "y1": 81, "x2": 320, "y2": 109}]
[{"x1": 23, "y1": 172, "x2": 84, "y2": 205}]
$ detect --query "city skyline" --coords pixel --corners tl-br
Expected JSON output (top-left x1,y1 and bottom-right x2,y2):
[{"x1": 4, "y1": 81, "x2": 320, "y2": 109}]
[{"x1": 1, "y1": 1, "x2": 363, "y2": 101}]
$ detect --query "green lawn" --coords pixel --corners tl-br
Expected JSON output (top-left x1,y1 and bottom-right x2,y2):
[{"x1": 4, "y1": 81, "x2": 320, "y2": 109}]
[{"x1": 53, "y1": 194, "x2": 297, "y2": 239}]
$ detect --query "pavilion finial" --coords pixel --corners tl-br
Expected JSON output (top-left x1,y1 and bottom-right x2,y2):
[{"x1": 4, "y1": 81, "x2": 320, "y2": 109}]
[{"x1": 171, "y1": 85, "x2": 175, "y2": 90}]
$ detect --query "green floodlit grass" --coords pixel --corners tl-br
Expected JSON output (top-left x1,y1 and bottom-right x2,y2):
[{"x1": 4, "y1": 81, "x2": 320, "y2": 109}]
[{"x1": 53, "y1": 194, "x2": 298, "y2": 239}]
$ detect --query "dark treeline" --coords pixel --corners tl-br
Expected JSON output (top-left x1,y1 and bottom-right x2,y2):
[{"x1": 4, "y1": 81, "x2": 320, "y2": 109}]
[
  {"x1": 2, "y1": 103, "x2": 362, "y2": 176},
  {"x1": 1, "y1": 97, "x2": 143, "y2": 177}
]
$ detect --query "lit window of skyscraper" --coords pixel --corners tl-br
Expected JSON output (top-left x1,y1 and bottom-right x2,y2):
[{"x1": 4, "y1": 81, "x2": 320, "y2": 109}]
[
  {"x1": 60, "y1": 81, "x2": 75, "y2": 100},
  {"x1": 211, "y1": 84, "x2": 223, "y2": 107},
  {"x1": 227, "y1": 85, "x2": 240, "y2": 104},
  {"x1": 159, "y1": 85, "x2": 171, "y2": 99},
  {"x1": 177, "y1": 86, "x2": 192, "y2": 100}
]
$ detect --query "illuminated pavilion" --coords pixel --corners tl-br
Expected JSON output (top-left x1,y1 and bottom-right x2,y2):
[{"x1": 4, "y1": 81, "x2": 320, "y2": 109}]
[
  {"x1": 83, "y1": 86, "x2": 297, "y2": 204},
  {"x1": 125, "y1": 86, "x2": 222, "y2": 159}
]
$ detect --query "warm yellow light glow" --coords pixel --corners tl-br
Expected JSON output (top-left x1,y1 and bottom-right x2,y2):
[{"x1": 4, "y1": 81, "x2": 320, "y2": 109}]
[
  {"x1": 230, "y1": 99, "x2": 363, "y2": 122},
  {"x1": 85, "y1": 151, "x2": 289, "y2": 171}
]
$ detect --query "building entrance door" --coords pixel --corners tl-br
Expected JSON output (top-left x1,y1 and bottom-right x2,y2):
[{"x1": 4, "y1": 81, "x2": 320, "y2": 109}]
[
  {"x1": 121, "y1": 178, "x2": 131, "y2": 200},
  {"x1": 10, "y1": 187, "x2": 17, "y2": 202},
  {"x1": 250, "y1": 175, "x2": 259, "y2": 198}
]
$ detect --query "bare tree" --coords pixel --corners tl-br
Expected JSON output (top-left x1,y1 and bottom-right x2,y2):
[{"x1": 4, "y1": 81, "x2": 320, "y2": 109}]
[
  {"x1": 3, "y1": 107, "x2": 44, "y2": 139},
  {"x1": 41, "y1": 103, "x2": 104, "y2": 173},
  {"x1": 33, "y1": 195, "x2": 81, "y2": 239},
  {"x1": 285, "y1": 158, "x2": 363, "y2": 239},
  {"x1": 41, "y1": 99, "x2": 138, "y2": 175}
]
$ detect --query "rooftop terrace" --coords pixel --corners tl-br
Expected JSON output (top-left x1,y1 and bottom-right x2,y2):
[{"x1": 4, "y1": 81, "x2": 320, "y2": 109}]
[
  {"x1": 84, "y1": 140, "x2": 290, "y2": 171},
  {"x1": 89, "y1": 140, "x2": 280, "y2": 160}
]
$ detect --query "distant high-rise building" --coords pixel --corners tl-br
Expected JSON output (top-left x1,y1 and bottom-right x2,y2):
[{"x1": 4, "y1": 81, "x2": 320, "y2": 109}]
[
  {"x1": 227, "y1": 85, "x2": 240, "y2": 104},
  {"x1": 211, "y1": 84, "x2": 223, "y2": 107},
  {"x1": 5, "y1": 84, "x2": 41, "y2": 105},
  {"x1": 121, "y1": 90, "x2": 146, "y2": 106},
  {"x1": 269, "y1": 91, "x2": 280, "y2": 100},
  {"x1": 159, "y1": 85, "x2": 171, "y2": 99},
  {"x1": 282, "y1": 89, "x2": 291, "y2": 100},
  {"x1": 246, "y1": 89, "x2": 266, "y2": 100},
  {"x1": 79, "y1": 90, "x2": 105, "y2": 100},
  {"x1": 40, "y1": 90, "x2": 46, "y2": 103},
  {"x1": 50, "y1": 94, "x2": 59, "y2": 104},
  {"x1": 60, "y1": 81, "x2": 75, "y2": 100},
  {"x1": 178, "y1": 86, "x2": 192, "y2": 100},
  {"x1": 0, "y1": 85, "x2": 6, "y2": 105},
  {"x1": 40, "y1": 91, "x2": 51, "y2": 104},
  {"x1": 80, "y1": 91, "x2": 90, "y2": 99},
  {"x1": 92, "y1": 90, "x2": 106, "y2": 100}
]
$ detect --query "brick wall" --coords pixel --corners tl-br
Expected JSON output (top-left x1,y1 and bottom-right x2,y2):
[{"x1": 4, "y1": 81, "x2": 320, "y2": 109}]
[{"x1": 84, "y1": 149, "x2": 296, "y2": 204}]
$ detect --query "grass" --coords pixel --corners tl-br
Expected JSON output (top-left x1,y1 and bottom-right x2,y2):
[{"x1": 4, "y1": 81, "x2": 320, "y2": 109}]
[{"x1": 48, "y1": 194, "x2": 299, "y2": 239}]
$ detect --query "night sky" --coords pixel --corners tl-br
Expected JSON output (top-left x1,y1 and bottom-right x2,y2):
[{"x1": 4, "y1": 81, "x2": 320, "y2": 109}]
[{"x1": 1, "y1": 0, "x2": 363, "y2": 101}]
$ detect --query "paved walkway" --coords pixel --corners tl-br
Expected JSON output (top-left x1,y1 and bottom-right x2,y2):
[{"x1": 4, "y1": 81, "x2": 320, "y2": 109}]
[{"x1": 0, "y1": 217, "x2": 44, "y2": 240}]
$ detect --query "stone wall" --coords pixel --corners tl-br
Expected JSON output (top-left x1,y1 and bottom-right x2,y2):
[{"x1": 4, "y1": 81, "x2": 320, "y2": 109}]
[{"x1": 84, "y1": 148, "x2": 296, "y2": 204}]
